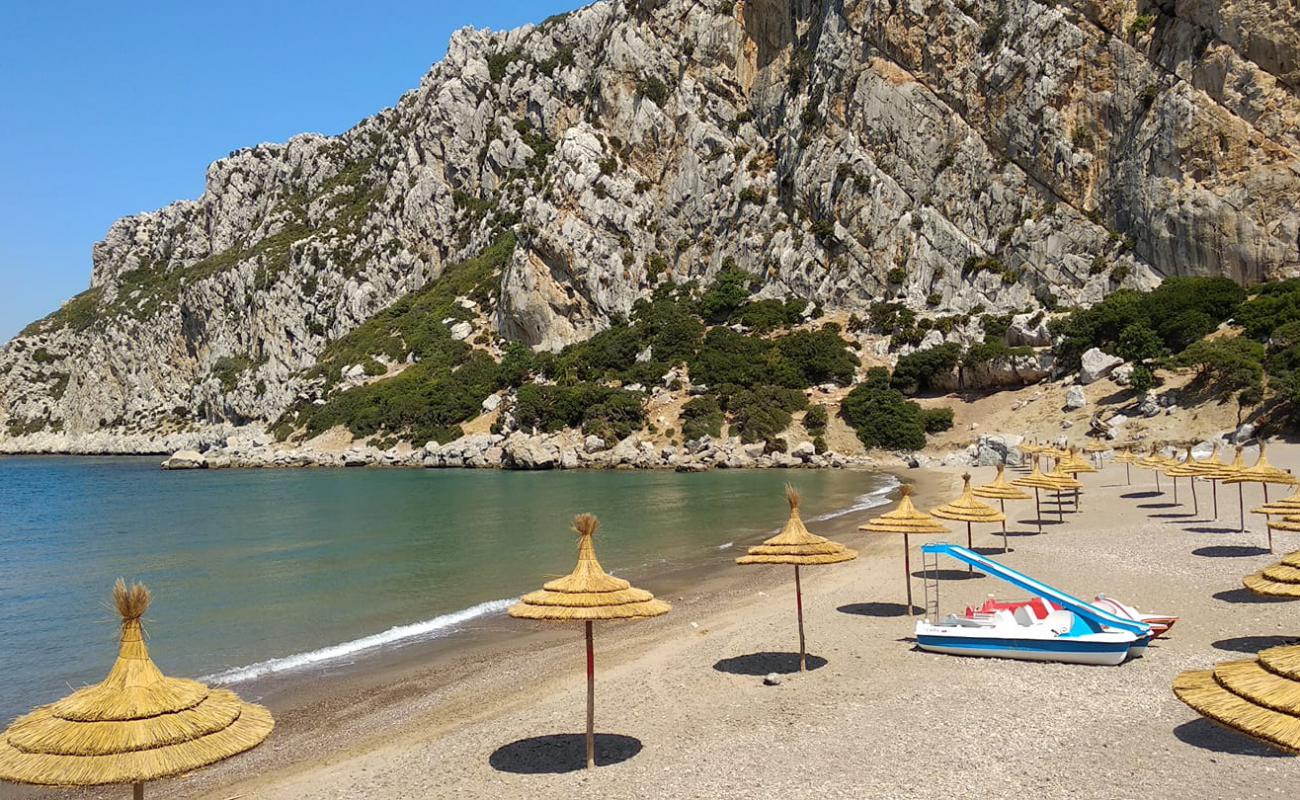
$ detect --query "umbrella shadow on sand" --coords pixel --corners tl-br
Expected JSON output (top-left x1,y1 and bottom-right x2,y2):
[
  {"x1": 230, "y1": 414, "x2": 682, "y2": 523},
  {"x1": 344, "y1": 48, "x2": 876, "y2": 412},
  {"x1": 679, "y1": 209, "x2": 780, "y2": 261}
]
[
  {"x1": 1121, "y1": 491, "x2": 1163, "y2": 499},
  {"x1": 489, "y1": 734, "x2": 643, "y2": 773},
  {"x1": 910, "y1": 569, "x2": 985, "y2": 580},
  {"x1": 1193, "y1": 545, "x2": 1272, "y2": 558},
  {"x1": 713, "y1": 652, "x2": 828, "y2": 675},
  {"x1": 1184, "y1": 526, "x2": 1242, "y2": 534},
  {"x1": 1212, "y1": 635, "x2": 1300, "y2": 653},
  {"x1": 837, "y1": 602, "x2": 921, "y2": 618},
  {"x1": 1212, "y1": 588, "x2": 1297, "y2": 605},
  {"x1": 1172, "y1": 718, "x2": 1292, "y2": 758}
]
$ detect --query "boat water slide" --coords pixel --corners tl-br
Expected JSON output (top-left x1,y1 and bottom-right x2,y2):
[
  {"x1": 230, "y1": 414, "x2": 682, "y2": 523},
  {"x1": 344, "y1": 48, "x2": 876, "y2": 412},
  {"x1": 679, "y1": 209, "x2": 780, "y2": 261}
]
[{"x1": 920, "y1": 543, "x2": 1151, "y2": 637}]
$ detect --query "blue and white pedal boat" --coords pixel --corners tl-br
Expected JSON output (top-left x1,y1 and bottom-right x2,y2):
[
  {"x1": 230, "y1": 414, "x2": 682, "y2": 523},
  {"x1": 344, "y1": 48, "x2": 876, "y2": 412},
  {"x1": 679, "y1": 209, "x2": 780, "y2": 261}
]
[{"x1": 913, "y1": 544, "x2": 1152, "y2": 666}]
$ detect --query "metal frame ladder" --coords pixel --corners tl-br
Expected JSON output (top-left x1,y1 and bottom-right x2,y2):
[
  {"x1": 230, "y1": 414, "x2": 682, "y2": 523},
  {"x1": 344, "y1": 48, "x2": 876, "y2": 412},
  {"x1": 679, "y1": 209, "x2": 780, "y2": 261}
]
[{"x1": 920, "y1": 549, "x2": 941, "y2": 622}]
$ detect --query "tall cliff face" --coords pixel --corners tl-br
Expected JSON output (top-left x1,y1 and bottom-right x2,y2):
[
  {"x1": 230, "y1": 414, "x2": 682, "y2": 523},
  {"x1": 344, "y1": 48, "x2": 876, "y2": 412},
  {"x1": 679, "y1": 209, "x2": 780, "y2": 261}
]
[{"x1": 2, "y1": 0, "x2": 1297, "y2": 449}]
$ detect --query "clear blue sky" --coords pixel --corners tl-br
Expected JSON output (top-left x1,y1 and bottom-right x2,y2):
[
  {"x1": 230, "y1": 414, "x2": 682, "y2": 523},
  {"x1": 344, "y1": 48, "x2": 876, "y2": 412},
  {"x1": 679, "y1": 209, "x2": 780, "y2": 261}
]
[{"x1": 0, "y1": 0, "x2": 583, "y2": 342}]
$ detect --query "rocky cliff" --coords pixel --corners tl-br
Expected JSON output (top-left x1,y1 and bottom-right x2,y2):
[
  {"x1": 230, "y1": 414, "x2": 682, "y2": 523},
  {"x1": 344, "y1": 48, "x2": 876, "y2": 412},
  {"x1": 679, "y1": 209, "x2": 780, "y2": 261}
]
[{"x1": 2, "y1": 0, "x2": 1297, "y2": 451}]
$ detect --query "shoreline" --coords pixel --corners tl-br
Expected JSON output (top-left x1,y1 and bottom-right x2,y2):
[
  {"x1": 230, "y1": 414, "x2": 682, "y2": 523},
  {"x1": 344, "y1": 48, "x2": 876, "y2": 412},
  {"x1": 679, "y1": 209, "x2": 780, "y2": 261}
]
[{"x1": 0, "y1": 467, "x2": 953, "y2": 800}]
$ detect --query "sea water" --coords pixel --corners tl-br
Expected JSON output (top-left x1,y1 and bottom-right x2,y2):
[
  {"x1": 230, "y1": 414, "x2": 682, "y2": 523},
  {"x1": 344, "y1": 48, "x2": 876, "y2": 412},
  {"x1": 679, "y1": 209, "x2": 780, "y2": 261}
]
[{"x1": 0, "y1": 456, "x2": 894, "y2": 719}]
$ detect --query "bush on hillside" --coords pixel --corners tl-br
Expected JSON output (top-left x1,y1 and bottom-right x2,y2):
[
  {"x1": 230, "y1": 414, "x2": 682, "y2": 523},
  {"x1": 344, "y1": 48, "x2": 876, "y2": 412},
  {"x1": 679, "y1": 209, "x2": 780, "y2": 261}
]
[
  {"x1": 723, "y1": 385, "x2": 807, "y2": 443},
  {"x1": 920, "y1": 406, "x2": 955, "y2": 433},
  {"x1": 774, "y1": 325, "x2": 859, "y2": 386},
  {"x1": 840, "y1": 368, "x2": 926, "y2": 451},
  {"x1": 891, "y1": 342, "x2": 961, "y2": 395},
  {"x1": 803, "y1": 404, "x2": 828, "y2": 434},
  {"x1": 680, "y1": 395, "x2": 725, "y2": 441}
]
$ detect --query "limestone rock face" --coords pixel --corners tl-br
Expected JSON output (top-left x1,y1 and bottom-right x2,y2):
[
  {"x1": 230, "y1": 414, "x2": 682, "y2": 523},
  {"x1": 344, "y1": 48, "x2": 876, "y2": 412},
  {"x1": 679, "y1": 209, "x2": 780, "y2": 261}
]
[{"x1": 2, "y1": 0, "x2": 1298, "y2": 451}]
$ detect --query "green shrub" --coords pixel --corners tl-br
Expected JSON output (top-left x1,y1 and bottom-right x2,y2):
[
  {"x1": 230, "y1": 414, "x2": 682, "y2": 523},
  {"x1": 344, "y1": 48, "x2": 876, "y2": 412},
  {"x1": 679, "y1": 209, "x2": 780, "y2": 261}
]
[
  {"x1": 514, "y1": 383, "x2": 644, "y2": 438},
  {"x1": 920, "y1": 406, "x2": 955, "y2": 433},
  {"x1": 803, "y1": 404, "x2": 828, "y2": 434},
  {"x1": 1128, "y1": 364, "x2": 1155, "y2": 393},
  {"x1": 681, "y1": 396, "x2": 725, "y2": 441},
  {"x1": 724, "y1": 385, "x2": 807, "y2": 443},
  {"x1": 636, "y1": 75, "x2": 670, "y2": 105},
  {"x1": 891, "y1": 342, "x2": 961, "y2": 394},
  {"x1": 697, "y1": 267, "x2": 757, "y2": 323},
  {"x1": 212, "y1": 355, "x2": 257, "y2": 393},
  {"x1": 733, "y1": 299, "x2": 804, "y2": 332},
  {"x1": 1115, "y1": 323, "x2": 1164, "y2": 363},
  {"x1": 1174, "y1": 337, "x2": 1264, "y2": 401},
  {"x1": 840, "y1": 368, "x2": 926, "y2": 451},
  {"x1": 774, "y1": 325, "x2": 859, "y2": 386}
]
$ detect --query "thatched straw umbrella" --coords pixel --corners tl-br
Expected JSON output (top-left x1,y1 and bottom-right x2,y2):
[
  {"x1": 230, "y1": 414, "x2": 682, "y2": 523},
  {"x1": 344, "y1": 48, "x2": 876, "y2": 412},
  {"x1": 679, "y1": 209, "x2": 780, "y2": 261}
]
[
  {"x1": 1243, "y1": 550, "x2": 1300, "y2": 597},
  {"x1": 859, "y1": 485, "x2": 947, "y2": 614},
  {"x1": 1043, "y1": 463, "x2": 1084, "y2": 522},
  {"x1": 1174, "y1": 549, "x2": 1300, "y2": 754},
  {"x1": 932, "y1": 473, "x2": 1006, "y2": 568},
  {"x1": 739, "y1": 487, "x2": 856, "y2": 671},
  {"x1": 0, "y1": 581, "x2": 273, "y2": 798},
  {"x1": 1012, "y1": 458, "x2": 1061, "y2": 534},
  {"x1": 1173, "y1": 643, "x2": 1300, "y2": 754},
  {"x1": 1137, "y1": 444, "x2": 1174, "y2": 493},
  {"x1": 974, "y1": 464, "x2": 1031, "y2": 552},
  {"x1": 1082, "y1": 442, "x2": 1108, "y2": 470},
  {"x1": 1164, "y1": 447, "x2": 1204, "y2": 515},
  {"x1": 1058, "y1": 448, "x2": 1096, "y2": 510},
  {"x1": 510, "y1": 514, "x2": 669, "y2": 769},
  {"x1": 1190, "y1": 444, "x2": 1236, "y2": 518},
  {"x1": 1112, "y1": 447, "x2": 1138, "y2": 485},
  {"x1": 1251, "y1": 483, "x2": 1300, "y2": 552},
  {"x1": 1224, "y1": 443, "x2": 1297, "y2": 534}
]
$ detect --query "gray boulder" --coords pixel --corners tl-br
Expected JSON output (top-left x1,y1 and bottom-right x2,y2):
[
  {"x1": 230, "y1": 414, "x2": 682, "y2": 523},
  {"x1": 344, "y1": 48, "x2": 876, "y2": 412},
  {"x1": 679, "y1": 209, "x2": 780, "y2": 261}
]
[
  {"x1": 161, "y1": 449, "x2": 207, "y2": 470},
  {"x1": 1007, "y1": 313, "x2": 1052, "y2": 347},
  {"x1": 1078, "y1": 348, "x2": 1124, "y2": 384},
  {"x1": 1065, "y1": 385, "x2": 1087, "y2": 409}
]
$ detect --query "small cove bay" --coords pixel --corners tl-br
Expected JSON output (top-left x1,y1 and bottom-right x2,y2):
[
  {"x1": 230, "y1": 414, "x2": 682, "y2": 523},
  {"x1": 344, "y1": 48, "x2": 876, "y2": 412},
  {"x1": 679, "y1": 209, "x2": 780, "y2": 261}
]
[{"x1": 0, "y1": 457, "x2": 895, "y2": 721}]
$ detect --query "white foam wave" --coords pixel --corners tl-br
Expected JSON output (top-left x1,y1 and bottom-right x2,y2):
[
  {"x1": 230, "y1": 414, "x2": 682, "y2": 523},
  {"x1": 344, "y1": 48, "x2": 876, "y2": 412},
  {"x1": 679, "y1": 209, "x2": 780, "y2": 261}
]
[
  {"x1": 203, "y1": 597, "x2": 516, "y2": 685},
  {"x1": 809, "y1": 476, "x2": 901, "y2": 521}
]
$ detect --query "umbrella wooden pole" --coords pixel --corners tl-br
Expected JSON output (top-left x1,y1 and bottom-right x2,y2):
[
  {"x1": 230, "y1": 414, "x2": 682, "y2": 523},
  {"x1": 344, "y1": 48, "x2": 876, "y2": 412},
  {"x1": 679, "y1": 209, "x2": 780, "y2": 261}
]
[
  {"x1": 1056, "y1": 491, "x2": 1064, "y2": 522},
  {"x1": 794, "y1": 565, "x2": 807, "y2": 671},
  {"x1": 585, "y1": 621, "x2": 595, "y2": 770},
  {"x1": 903, "y1": 532, "x2": 913, "y2": 615},
  {"x1": 965, "y1": 521, "x2": 973, "y2": 571},
  {"x1": 999, "y1": 499, "x2": 1008, "y2": 553},
  {"x1": 1238, "y1": 484, "x2": 1246, "y2": 532},
  {"x1": 1034, "y1": 488, "x2": 1043, "y2": 534},
  {"x1": 1173, "y1": 476, "x2": 1179, "y2": 505},
  {"x1": 1125, "y1": 463, "x2": 1131, "y2": 485},
  {"x1": 1191, "y1": 478, "x2": 1199, "y2": 517},
  {"x1": 1268, "y1": 523, "x2": 1274, "y2": 554},
  {"x1": 134, "y1": 783, "x2": 144, "y2": 800},
  {"x1": 1156, "y1": 471, "x2": 1161, "y2": 493},
  {"x1": 1265, "y1": 484, "x2": 1271, "y2": 502},
  {"x1": 1212, "y1": 479, "x2": 1219, "y2": 518}
]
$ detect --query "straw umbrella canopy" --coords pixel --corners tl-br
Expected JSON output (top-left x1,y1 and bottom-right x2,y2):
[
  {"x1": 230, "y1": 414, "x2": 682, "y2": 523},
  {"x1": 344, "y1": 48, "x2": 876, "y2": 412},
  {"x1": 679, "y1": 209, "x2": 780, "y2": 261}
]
[
  {"x1": 1174, "y1": 549, "x2": 1300, "y2": 754},
  {"x1": 1137, "y1": 444, "x2": 1175, "y2": 493},
  {"x1": 510, "y1": 513, "x2": 669, "y2": 769},
  {"x1": 1082, "y1": 441, "x2": 1109, "y2": 469},
  {"x1": 1112, "y1": 447, "x2": 1138, "y2": 485},
  {"x1": 973, "y1": 464, "x2": 1032, "y2": 551},
  {"x1": 1173, "y1": 643, "x2": 1300, "y2": 754},
  {"x1": 1058, "y1": 449, "x2": 1096, "y2": 511},
  {"x1": 1043, "y1": 463, "x2": 1084, "y2": 521},
  {"x1": 1243, "y1": 550, "x2": 1300, "y2": 598},
  {"x1": 932, "y1": 473, "x2": 1006, "y2": 568},
  {"x1": 0, "y1": 581, "x2": 273, "y2": 798},
  {"x1": 1225, "y1": 443, "x2": 1297, "y2": 535},
  {"x1": 739, "y1": 487, "x2": 855, "y2": 671},
  {"x1": 1164, "y1": 447, "x2": 1204, "y2": 515},
  {"x1": 1012, "y1": 458, "x2": 1062, "y2": 534},
  {"x1": 859, "y1": 485, "x2": 947, "y2": 614}
]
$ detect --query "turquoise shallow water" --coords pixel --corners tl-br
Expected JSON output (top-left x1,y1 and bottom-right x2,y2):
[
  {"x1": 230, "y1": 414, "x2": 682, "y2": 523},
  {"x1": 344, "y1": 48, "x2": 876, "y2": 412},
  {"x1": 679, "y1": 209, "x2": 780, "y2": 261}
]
[{"x1": 0, "y1": 457, "x2": 892, "y2": 721}]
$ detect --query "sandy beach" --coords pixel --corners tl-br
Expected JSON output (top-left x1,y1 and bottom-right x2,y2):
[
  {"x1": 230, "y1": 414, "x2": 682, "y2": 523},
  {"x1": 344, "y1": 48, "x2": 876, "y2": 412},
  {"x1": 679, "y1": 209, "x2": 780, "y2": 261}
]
[{"x1": 9, "y1": 456, "x2": 1300, "y2": 799}]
